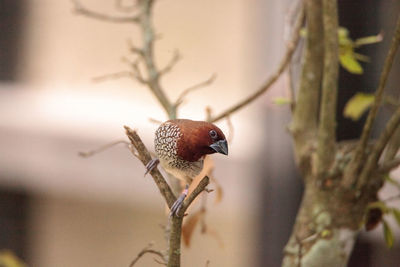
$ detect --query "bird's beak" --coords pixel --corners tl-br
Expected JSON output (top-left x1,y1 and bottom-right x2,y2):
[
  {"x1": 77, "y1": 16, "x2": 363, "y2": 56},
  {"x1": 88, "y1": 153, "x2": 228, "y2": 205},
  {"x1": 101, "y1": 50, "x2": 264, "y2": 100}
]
[{"x1": 210, "y1": 139, "x2": 228, "y2": 155}]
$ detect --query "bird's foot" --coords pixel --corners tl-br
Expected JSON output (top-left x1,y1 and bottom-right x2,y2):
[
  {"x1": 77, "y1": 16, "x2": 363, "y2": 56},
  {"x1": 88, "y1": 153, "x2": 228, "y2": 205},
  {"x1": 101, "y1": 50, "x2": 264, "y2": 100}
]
[
  {"x1": 145, "y1": 158, "x2": 159, "y2": 176},
  {"x1": 170, "y1": 185, "x2": 189, "y2": 217}
]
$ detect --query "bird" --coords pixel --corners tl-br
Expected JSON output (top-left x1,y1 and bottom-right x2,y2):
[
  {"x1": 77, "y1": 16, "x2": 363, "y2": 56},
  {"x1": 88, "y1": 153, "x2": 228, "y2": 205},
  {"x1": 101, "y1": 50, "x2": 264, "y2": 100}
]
[{"x1": 146, "y1": 119, "x2": 228, "y2": 216}]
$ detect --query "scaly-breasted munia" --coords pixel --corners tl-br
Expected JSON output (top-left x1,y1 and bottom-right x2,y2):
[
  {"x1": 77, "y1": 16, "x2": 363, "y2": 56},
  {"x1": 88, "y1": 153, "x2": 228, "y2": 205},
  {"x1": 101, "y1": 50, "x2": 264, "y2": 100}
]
[{"x1": 146, "y1": 119, "x2": 228, "y2": 216}]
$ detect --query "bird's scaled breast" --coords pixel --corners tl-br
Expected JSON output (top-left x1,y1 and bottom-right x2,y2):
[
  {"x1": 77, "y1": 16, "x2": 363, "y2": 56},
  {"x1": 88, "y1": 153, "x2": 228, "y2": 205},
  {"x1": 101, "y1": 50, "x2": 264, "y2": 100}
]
[
  {"x1": 154, "y1": 122, "x2": 204, "y2": 183},
  {"x1": 154, "y1": 122, "x2": 181, "y2": 159}
]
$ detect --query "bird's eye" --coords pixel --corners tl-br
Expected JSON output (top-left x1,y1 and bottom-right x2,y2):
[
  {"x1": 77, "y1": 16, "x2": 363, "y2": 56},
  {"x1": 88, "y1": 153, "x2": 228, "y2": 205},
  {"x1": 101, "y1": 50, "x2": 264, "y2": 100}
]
[{"x1": 209, "y1": 130, "x2": 218, "y2": 139}]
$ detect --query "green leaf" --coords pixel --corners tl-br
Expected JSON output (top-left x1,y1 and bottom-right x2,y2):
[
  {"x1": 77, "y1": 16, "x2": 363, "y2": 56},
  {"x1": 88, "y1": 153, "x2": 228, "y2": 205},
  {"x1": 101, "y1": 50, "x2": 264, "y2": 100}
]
[
  {"x1": 343, "y1": 93, "x2": 375, "y2": 121},
  {"x1": 339, "y1": 52, "x2": 363, "y2": 74},
  {"x1": 272, "y1": 97, "x2": 292, "y2": 105},
  {"x1": 382, "y1": 219, "x2": 395, "y2": 248},
  {"x1": 392, "y1": 208, "x2": 400, "y2": 226}
]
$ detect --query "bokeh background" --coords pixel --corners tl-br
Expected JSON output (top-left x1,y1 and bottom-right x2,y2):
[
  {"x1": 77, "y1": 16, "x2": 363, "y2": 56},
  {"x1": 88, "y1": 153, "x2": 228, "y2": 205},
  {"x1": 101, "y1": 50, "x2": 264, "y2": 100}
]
[{"x1": 0, "y1": 0, "x2": 400, "y2": 266}]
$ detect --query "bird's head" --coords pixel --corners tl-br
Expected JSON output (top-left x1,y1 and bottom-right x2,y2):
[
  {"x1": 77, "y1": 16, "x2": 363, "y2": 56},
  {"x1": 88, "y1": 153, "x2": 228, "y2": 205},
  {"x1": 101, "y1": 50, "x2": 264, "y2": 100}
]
[{"x1": 171, "y1": 119, "x2": 228, "y2": 162}]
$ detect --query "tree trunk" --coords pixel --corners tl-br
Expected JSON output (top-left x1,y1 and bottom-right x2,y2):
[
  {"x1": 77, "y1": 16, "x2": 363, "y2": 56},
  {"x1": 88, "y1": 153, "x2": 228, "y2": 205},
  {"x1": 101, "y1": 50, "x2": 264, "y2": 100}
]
[{"x1": 282, "y1": 173, "x2": 376, "y2": 267}]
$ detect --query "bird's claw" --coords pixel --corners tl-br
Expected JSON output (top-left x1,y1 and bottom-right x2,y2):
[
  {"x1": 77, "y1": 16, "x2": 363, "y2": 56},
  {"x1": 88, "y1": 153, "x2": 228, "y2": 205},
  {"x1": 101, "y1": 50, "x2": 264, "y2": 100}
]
[
  {"x1": 170, "y1": 185, "x2": 189, "y2": 217},
  {"x1": 170, "y1": 195, "x2": 185, "y2": 217},
  {"x1": 145, "y1": 158, "x2": 159, "y2": 176}
]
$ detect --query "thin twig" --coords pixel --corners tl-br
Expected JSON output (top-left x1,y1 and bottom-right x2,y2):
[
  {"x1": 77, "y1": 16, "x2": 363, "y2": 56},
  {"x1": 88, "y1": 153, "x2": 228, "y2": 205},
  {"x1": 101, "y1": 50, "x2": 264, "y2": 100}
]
[
  {"x1": 175, "y1": 74, "x2": 217, "y2": 107},
  {"x1": 358, "y1": 106, "x2": 400, "y2": 188},
  {"x1": 116, "y1": 0, "x2": 138, "y2": 13},
  {"x1": 129, "y1": 243, "x2": 165, "y2": 267},
  {"x1": 149, "y1": 117, "x2": 163, "y2": 124},
  {"x1": 78, "y1": 140, "x2": 132, "y2": 158},
  {"x1": 127, "y1": 39, "x2": 145, "y2": 57},
  {"x1": 131, "y1": 59, "x2": 148, "y2": 84},
  {"x1": 226, "y1": 116, "x2": 234, "y2": 143},
  {"x1": 124, "y1": 125, "x2": 177, "y2": 208},
  {"x1": 92, "y1": 71, "x2": 133, "y2": 83},
  {"x1": 209, "y1": 4, "x2": 304, "y2": 123},
  {"x1": 344, "y1": 14, "x2": 400, "y2": 187},
  {"x1": 160, "y1": 51, "x2": 181, "y2": 76},
  {"x1": 72, "y1": 0, "x2": 140, "y2": 23}
]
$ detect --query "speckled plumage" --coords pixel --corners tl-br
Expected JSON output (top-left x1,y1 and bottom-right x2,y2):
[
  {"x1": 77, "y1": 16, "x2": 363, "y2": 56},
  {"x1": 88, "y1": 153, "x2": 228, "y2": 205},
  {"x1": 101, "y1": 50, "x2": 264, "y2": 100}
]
[{"x1": 154, "y1": 119, "x2": 227, "y2": 184}]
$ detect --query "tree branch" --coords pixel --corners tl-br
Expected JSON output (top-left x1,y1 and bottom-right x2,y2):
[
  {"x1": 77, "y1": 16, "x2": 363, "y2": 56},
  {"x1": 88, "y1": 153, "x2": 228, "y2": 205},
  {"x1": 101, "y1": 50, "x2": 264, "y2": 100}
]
[
  {"x1": 344, "y1": 14, "x2": 400, "y2": 187},
  {"x1": 160, "y1": 50, "x2": 181, "y2": 76},
  {"x1": 291, "y1": 0, "x2": 322, "y2": 134},
  {"x1": 379, "y1": 156, "x2": 400, "y2": 173},
  {"x1": 290, "y1": 0, "x2": 323, "y2": 170},
  {"x1": 384, "y1": 125, "x2": 400, "y2": 161},
  {"x1": 209, "y1": 4, "x2": 305, "y2": 123},
  {"x1": 168, "y1": 176, "x2": 209, "y2": 267},
  {"x1": 129, "y1": 243, "x2": 165, "y2": 267},
  {"x1": 180, "y1": 176, "x2": 210, "y2": 216},
  {"x1": 175, "y1": 74, "x2": 217, "y2": 108},
  {"x1": 138, "y1": 0, "x2": 177, "y2": 119},
  {"x1": 124, "y1": 125, "x2": 177, "y2": 208},
  {"x1": 358, "y1": 106, "x2": 400, "y2": 188},
  {"x1": 72, "y1": 0, "x2": 140, "y2": 23},
  {"x1": 316, "y1": 0, "x2": 339, "y2": 176}
]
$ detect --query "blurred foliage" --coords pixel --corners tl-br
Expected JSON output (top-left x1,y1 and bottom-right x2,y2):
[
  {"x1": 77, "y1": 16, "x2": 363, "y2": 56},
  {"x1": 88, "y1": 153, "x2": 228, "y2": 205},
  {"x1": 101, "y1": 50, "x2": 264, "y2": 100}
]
[
  {"x1": 272, "y1": 97, "x2": 292, "y2": 106},
  {"x1": 343, "y1": 93, "x2": 375, "y2": 120},
  {"x1": 383, "y1": 219, "x2": 395, "y2": 248},
  {"x1": 367, "y1": 175, "x2": 400, "y2": 248},
  {"x1": 301, "y1": 26, "x2": 382, "y2": 74},
  {"x1": 0, "y1": 250, "x2": 26, "y2": 267}
]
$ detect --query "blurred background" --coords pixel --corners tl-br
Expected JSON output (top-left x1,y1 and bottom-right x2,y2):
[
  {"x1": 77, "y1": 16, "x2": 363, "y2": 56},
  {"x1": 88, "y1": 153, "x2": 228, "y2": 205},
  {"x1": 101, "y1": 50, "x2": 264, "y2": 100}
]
[{"x1": 0, "y1": 0, "x2": 399, "y2": 266}]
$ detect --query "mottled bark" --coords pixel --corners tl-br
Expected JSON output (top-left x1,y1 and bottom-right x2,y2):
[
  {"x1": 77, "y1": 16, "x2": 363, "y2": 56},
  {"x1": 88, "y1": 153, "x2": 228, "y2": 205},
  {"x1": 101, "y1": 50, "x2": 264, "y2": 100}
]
[{"x1": 284, "y1": 2, "x2": 400, "y2": 267}]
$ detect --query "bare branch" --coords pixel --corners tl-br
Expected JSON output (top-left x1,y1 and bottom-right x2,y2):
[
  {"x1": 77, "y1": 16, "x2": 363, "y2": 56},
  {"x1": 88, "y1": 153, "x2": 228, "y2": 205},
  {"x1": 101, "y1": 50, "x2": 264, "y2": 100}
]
[
  {"x1": 129, "y1": 243, "x2": 165, "y2": 267},
  {"x1": 180, "y1": 176, "x2": 210, "y2": 216},
  {"x1": 127, "y1": 39, "x2": 145, "y2": 57},
  {"x1": 78, "y1": 140, "x2": 132, "y2": 158},
  {"x1": 131, "y1": 59, "x2": 148, "y2": 84},
  {"x1": 344, "y1": 14, "x2": 400, "y2": 187},
  {"x1": 316, "y1": 0, "x2": 339, "y2": 176},
  {"x1": 175, "y1": 74, "x2": 217, "y2": 107},
  {"x1": 124, "y1": 125, "x2": 177, "y2": 208},
  {"x1": 148, "y1": 117, "x2": 162, "y2": 124},
  {"x1": 290, "y1": 0, "x2": 323, "y2": 170},
  {"x1": 160, "y1": 50, "x2": 181, "y2": 76},
  {"x1": 71, "y1": 0, "x2": 140, "y2": 23},
  {"x1": 209, "y1": 4, "x2": 304, "y2": 123},
  {"x1": 358, "y1": 106, "x2": 400, "y2": 188},
  {"x1": 379, "y1": 157, "x2": 400, "y2": 173},
  {"x1": 166, "y1": 176, "x2": 210, "y2": 267},
  {"x1": 137, "y1": 0, "x2": 176, "y2": 119},
  {"x1": 92, "y1": 71, "x2": 133, "y2": 83},
  {"x1": 226, "y1": 116, "x2": 234, "y2": 143},
  {"x1": 115, "y1": 0, "x2": 138, "y2": 13},
  {"x1": 384, "y1": 125, "x2": 400, "y2": 161}
]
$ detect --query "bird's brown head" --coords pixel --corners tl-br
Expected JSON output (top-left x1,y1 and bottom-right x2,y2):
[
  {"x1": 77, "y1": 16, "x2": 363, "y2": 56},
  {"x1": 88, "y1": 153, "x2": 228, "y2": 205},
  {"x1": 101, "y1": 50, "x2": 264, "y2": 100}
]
[{"x1": 170, "y1": 119, "x2": 228, "y2": 162}]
